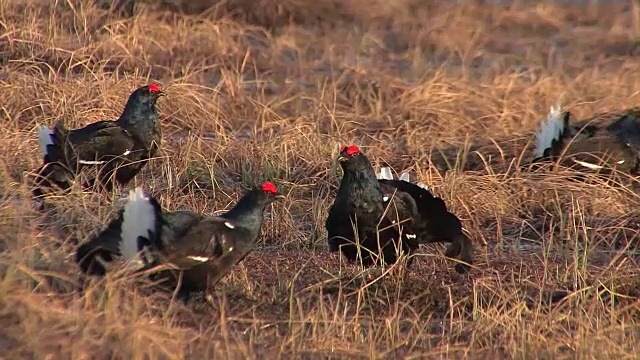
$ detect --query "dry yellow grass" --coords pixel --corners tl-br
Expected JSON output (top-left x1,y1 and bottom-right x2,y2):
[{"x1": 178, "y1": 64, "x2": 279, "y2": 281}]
[{"x1": 1, "y1": 0, "x2": 639, "y2": 358}]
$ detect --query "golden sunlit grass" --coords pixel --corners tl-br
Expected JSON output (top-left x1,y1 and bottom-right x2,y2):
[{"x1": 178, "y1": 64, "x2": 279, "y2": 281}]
[{"x1": 1, "y1": 0, "x2": 639, "y2": 358}]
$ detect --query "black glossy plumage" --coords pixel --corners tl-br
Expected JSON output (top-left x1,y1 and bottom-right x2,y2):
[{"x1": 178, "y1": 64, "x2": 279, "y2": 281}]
[
  {"x1": 75, "y1": 182, "x2": 284, "y2": 300},
  {"x1": 529, "y1": 107, "x2": 640, "y2": 175},
  {"x1": 32, "y1": 84, "x2": 164, "y2": 201},
  {"x1": 325, "y1": 145, "x2": 473, "y2": 273}
]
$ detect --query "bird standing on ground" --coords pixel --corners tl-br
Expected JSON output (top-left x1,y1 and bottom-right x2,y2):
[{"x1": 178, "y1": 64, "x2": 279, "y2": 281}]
[
  {"x1": 75, "y1": 182, "x2": 284, "y2": 300},
  {"x1": 529, "y1": 106, "x2": 640, "y2": 175},
  {"x1": 325, "y1": 145, "x2": 473, "y2": 273},
  {"x1": 31, "y1": 84, "x2": 165, "y2": 204}
]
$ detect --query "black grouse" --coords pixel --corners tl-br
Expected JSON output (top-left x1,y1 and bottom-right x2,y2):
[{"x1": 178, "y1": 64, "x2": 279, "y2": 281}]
[
  {"x1": 32, "y1": 84, "x2": 164, "y2": 203},
  {"x1": 325, "y1": 145, "x2": 473, "y2": 273},
  {"x1": 529, "y1": 105, "x2": 640, "y2": 175},
  {"x1": 75, "y1": 182, "x2": 284, "y2": 299}
]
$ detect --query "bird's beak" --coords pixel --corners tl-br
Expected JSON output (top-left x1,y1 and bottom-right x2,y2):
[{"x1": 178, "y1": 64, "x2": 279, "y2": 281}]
[{"x1": 158, "y1": 91, "x2": 166, "y2": 97}]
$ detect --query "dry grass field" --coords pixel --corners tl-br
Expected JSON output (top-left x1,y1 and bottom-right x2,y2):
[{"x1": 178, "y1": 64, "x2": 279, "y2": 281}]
[{"x1": 1, "y1": 0, "x2": 639, "y2": 358}]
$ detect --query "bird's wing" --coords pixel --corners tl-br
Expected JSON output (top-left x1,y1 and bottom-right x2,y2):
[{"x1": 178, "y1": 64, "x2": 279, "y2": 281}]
[
  {"x1": 378, "y1": 185, "x2": 418, "y2": 225},
  {"x1": 160, "y1": 216, "x2": 253, "y2": 268},
  {"x1": 63, "y1": 121, "x2": 136, "y2": 166},
  {"x1": 378, "y1": 179, "x2": 449, "y2": 219},
  {"x1": 379, "y1": 178, "x2": 472, "y2": 270},
  {"x1": 560, "y1": 129, "x2": 634, "y2": 171},
  {"x1": 159, "y1": 210, "x2": 204, "y2": 239},
  {"x1": 377, "y1": 183, "x2": 421, "y2": 236},
  {"x1": 160, "y1": 216, "x2": 258, "y2": 289}
]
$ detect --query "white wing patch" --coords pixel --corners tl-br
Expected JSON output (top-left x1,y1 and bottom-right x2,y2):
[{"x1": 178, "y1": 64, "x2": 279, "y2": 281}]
[
  {"x1": 533, "y1": 105, "x2": 566, "y2": 159},
  {"x1": 377, "y1": 166, "x2": 393, "y2": 180},
  {"x1": 78, "y1": 159, "x2": 108, "y2": 165},
  {"x1": 405, "y1": 234, "x2": 417, "y2": 239},
  {"x1": 224, "y1": 221, "x2": 235, "y2": 229},
  {"x1": 37, "y1": 125, "x2": 54, "y2": 157},
  {"x1": 382, "y1": 196, "x2": 389, "y2": 202},
  {"x1": 187, "y1": 256, "x2": 210, "y2": 262},
  {"x1": 571, "y1": 159, "x2": 604, "y2": 170},
  {"x1": 399, "y1": 172, "x2": 410, "y2": 182},
  {"x1": 119, "y1": 187, "x2": 157, "y2": 262},
  {"x1": 78, "y1": 149, "x2": 131, "y2": 165}
]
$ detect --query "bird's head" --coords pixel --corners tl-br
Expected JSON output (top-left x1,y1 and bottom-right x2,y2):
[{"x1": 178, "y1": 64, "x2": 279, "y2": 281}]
[
  {"x1": 255, "y1": 181, "x2": 285, "y2": 204},
  {"x1": 336, "y1": 144, "x2": 371, "y2": 173},
  {"x1": 129, "y1": 83, "x2": 165, "y2": 107}
]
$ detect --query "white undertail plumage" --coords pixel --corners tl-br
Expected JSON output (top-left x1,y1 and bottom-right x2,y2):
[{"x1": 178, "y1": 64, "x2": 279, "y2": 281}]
[
  {"x1": 416, "y1": 181, "x2": 429, "y2": 190},
  {"x1": 378, "y1": 167, "x2": 393, "y2": 180},
  {"x1": 119, "y1": 187, "x2": 157, "y2": 268},
  {"x1": 37, "y1": 125, "x2": 54, "y2": 157},
  {"x1": 377, "y1": 166, "x2": 429, "y2": 190},
  {"x1": 533, "y1": 105, "x2": 565, "y2": 159}
]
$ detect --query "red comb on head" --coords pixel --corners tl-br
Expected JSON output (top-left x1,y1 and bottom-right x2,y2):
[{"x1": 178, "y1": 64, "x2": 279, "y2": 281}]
[
  {"x1": 261, "y1": 181, "x2": 278, "y2": 194},
  {"x1": 147, "y1": 84, "x2": 161, "y2": 93},
  {"x1": 344, "y1": 145, "x2": 359, "y2": 156}
]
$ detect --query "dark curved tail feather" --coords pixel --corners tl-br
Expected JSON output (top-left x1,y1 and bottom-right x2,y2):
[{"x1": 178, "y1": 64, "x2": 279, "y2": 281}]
[
  {"x1": 75, "y1": 211, "x2": 125, "y2": 276},
  {"x1": 429, "y1": 212, "x2": 473, "y2": 273},
  {"x1": 75, "y1": 187, "x2": 165, "y2": 276},
  {"x1": 31, "y1": 123, "x2": 76, "y2": 208}
]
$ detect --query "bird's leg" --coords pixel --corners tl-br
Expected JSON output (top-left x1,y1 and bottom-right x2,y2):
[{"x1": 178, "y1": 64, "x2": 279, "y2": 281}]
[
  {"x1": 170, "y1": 271, "x2": 185, "y2": 303},
  {"x1": 203, "y1": 277, "x2": 219, "y2": 309}
]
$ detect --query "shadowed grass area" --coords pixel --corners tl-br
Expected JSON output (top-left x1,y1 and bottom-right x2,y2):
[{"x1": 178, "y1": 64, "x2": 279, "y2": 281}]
[{"x1": 0, "y1": 0, "x2": 639, "y2": 358}]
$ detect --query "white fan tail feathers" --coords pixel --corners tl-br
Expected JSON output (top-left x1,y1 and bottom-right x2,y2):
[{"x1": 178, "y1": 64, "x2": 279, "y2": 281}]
[
  {"x1": 119, "y1": 187, "x2": 157, "y2": 262},
  {"x1": 378, "y1": 166, "x2": 429, "y2": 189},
  {"x1": 533, "y1": 105, "x2": 566, "y2": 159},
  {"x1": 377, "y1": 166, "x2": 394, "y2": 180},
  {"x1": 37, "y1": 125, "x2": 54, "y2": 157},
  {"x1": 377, "y1": 166, "x2": 411, "y2": 182}
]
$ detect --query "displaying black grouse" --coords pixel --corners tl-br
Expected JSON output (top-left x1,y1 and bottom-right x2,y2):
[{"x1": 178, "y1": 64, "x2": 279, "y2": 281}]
[
  {"x1": 75, "y1": 182, "x2": 284, "y2": 299},
  {"x1": 32, "y1": 84, "x2": 164, "y2": 202},
  {"x1": 529, "y1": 105, "x2": 640, "y2": 175},
  {"x1": 325, "y1": 145, "x2": 473, "y2": 273}
]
